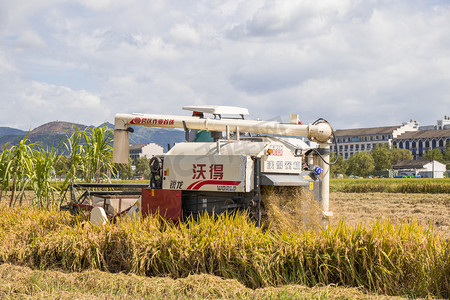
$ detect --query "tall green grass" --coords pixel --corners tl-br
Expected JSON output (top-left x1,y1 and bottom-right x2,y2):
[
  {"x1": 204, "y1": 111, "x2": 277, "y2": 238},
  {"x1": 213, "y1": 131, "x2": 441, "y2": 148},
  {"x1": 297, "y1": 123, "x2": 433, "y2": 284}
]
[
  {"x1": 0, "y1": 126, "x2": 116, "y2": 208},
  {"x1": 331, "y1": 178, "x2": 450, "y2": 193},
  {"x1": 0, "y1": 207, "x2": 448, "y2": 298}
]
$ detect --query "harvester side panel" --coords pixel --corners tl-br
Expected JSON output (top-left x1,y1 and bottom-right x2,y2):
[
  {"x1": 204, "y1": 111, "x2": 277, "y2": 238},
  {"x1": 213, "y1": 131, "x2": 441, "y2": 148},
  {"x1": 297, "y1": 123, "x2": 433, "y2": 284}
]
[
  {"x1": 162, "y1": 155, "x2": 254, "y2": 193},
  {"x1": 141, "y1": 188, "x2": 182, "y2": 222}
]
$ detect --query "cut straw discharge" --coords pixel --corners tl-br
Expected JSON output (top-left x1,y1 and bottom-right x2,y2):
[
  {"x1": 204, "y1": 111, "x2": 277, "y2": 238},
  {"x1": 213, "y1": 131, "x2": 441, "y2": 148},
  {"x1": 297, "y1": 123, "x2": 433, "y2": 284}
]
[{"x1": 0, "y1": 206, "x2": 448, "y2": 298}]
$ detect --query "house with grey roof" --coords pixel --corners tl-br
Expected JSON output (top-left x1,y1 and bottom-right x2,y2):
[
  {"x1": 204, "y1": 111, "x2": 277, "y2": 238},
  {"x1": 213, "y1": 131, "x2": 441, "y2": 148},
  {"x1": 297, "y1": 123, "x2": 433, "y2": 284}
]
[{"x1": 392, "y1": 160, "x2": 446, "y2": 178}]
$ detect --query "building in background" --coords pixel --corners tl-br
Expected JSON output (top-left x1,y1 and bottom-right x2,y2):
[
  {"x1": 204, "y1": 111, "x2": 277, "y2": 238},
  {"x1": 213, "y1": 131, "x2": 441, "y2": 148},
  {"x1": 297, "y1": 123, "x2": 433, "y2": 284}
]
[
  {"x1": 418, "y1": 115, "x2": 450, "y2": 130},
  {"x1": 331, "y1": 121, "x2": 419, "y2": 160},
  {"x1": 392, "y1": 160, "x2": 446, "y2": 178},
  {"x1": 392, "y1": 129, "x2": 450, "y2": 160},
  {"x1": 129, "y1": 143, "x2": 164, "y2": 164}
]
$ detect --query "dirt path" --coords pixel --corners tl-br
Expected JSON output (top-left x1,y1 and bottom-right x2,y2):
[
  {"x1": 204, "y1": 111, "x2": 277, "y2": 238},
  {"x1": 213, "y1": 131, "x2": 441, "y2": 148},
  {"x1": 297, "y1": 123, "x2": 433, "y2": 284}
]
[{"x1": 330, "y1": 192, "x2": 450, "y2": 237}]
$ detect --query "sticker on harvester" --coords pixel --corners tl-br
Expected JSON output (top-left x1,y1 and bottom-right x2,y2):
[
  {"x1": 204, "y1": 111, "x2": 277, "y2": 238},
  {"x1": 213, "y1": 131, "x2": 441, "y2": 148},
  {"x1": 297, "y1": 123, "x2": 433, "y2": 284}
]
[{"x1": 270, "y1": 145, "x2": 283, "y2": 156}]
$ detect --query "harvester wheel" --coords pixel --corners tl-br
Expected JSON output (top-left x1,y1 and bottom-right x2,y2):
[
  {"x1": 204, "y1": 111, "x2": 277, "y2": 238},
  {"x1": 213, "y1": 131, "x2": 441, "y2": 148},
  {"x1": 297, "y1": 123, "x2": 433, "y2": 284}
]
[
  {"x1": 149, "y1": 156, "x2": 162, "y2": 174},
  {"x1": 149, "y1": 156, "x2": 163, "y2": 188}
]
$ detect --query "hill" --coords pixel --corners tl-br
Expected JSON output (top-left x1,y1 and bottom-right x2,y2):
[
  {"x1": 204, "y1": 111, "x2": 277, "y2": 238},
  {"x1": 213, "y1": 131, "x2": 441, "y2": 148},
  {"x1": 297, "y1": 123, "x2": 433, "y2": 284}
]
[
  {"x1": 0, "y1": 121, "x2": 184, "y2": 151},
  {"x1": 0, "y1": 127, "x2": 27, "y2": 138},
  {"x1": 100, "y1": 122, "x2": 185, "y2": 150}
]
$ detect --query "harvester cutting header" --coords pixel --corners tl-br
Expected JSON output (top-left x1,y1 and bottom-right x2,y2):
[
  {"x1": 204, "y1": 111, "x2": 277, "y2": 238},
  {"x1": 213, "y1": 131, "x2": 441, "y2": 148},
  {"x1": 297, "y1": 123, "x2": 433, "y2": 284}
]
[{"x1": 63, "y1": 105, "x2": 335, "y2": 226}]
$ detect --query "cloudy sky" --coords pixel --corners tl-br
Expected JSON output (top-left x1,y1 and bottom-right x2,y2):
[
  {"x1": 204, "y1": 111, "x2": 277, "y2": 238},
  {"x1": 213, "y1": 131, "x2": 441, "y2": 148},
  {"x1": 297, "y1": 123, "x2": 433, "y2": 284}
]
[{"x1": 0, "y1": 0, "x2": 449, "y2": 131}]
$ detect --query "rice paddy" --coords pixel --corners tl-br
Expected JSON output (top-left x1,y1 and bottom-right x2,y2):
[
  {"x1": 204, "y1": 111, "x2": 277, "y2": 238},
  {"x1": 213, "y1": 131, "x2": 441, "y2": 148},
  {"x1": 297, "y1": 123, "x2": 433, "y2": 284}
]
[
  {"x1": 331, "y1": 178, "x2": 450, "y2": 193},
  {"x1": 0, "y1": 192, "x2": 448, "y2": 299}
]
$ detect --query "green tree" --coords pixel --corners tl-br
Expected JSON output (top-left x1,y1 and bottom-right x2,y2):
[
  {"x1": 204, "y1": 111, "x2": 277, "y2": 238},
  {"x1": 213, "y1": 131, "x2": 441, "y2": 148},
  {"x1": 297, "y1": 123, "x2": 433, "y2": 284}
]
[
  {"x1": 371, "y1": 144, "x2": 391, "y2": 171},
  {"x1": 423, "y1": 148, "x2": 444, "y2": 162},
  {"x1": 134, "y1": 156, "x2": 150, "y2": 179},
  {"x1": 391, "y1": 148, "x2": 413, "y2": 165},
  {"x1": 444, "y1": 142, "x2": 450, "y2": 162},
  {"x1": 113, "y1": 158, "x2": 133, "y2": 180},
  {"x1": 330, "y1": 153, "x2": 347, "y2": 177},
  {"x1": 346, "y1": 151, "x2": 375, "y2": 177}
]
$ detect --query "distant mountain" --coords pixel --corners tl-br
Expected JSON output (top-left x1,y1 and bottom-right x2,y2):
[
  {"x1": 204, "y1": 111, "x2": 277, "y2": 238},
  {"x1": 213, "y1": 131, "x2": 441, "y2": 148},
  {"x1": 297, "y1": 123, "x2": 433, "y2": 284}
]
[
  {"x1": 0, "y1": 121, "x2": 184, "y2": 151},
  {"x1": 0, "y1": 127, "x2": 27, "y2": 138},
  {"x1": 99, "y1": 121, "x2": 185, "y2": 150},
  {"x1": 0, "y1": 121, "x2": 88, "y2": 150},
  {"x1": 31, "y1": 121, "x2": 87, "y2": 136},
  {"x1": 129, "y1": 126, "x2": 184, "y2": 150}
]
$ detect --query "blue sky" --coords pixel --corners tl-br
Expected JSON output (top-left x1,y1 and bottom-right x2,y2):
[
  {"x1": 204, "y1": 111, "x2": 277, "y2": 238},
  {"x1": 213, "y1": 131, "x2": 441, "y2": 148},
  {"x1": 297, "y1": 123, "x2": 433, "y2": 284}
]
[{"x1": 0, "y1": 0, "x2": 449, "y2": 130}]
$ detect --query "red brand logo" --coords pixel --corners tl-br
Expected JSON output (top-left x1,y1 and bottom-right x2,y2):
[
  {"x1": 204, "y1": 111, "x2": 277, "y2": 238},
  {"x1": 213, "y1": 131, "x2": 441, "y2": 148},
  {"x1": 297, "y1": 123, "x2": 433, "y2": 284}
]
[{"x1": 130, "y1": 118, "x2": 175, "y2": 125}]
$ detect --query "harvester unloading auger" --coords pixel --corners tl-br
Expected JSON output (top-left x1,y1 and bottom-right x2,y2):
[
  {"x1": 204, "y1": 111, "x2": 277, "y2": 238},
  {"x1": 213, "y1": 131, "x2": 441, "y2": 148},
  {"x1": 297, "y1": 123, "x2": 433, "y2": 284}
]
[{"x1": 61, "y1": 105, "x2": 335, "y2": 226}]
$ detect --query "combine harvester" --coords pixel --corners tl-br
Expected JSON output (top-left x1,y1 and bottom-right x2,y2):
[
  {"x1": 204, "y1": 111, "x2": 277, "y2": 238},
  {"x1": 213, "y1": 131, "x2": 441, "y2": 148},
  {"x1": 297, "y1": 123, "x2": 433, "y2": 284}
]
[{"x1": 61, "y1": 106, "x2": 335, "y2": 226}]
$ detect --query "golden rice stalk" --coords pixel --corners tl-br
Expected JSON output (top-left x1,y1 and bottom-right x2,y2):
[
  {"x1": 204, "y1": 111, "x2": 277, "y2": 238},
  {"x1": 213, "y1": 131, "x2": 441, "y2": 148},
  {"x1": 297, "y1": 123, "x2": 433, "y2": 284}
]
[{"x1": 260, "y1": 186, "x2": 323, "y2": 233}]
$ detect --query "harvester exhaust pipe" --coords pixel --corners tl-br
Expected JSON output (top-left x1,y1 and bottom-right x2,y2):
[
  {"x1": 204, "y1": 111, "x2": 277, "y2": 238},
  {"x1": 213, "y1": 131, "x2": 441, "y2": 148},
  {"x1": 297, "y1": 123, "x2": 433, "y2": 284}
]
[{"x1": 113, "y1": 116, "x2": 134, "y2": 163}]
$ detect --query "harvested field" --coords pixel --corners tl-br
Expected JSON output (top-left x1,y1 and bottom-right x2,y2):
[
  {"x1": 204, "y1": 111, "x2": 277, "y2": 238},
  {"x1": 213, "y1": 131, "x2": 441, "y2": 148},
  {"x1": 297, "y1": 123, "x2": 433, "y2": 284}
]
[
  {"x1": 331, "y1": 193, "x2": 450, "y2": 237},
  {"x1": 0, "y1": 264, "x2": 419, "y2": 300}
]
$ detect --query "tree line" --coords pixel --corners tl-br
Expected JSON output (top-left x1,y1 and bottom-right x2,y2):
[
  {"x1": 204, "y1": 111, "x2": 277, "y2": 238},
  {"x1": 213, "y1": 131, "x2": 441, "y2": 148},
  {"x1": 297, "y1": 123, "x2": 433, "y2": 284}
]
[{"x1": 331, "y1": 143, "x2": 450, "y2": 177}]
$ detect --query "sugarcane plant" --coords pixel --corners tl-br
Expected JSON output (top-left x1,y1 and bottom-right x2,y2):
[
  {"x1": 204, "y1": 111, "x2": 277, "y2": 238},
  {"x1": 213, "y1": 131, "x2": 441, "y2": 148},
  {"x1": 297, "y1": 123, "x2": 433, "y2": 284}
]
[
  {"x1": 29, "y1": 146, "x2": 59, "y2": 209},
  {"x1": 8, "y1": 136, "x2": 35, "y2": 207},
  {"x1": 0, "y1": 144, "x2": 12, "y2": 203},
  {"x1": 81, "y1": 125, "x2": 114, "y2": 183},
  {"x1": 0, "y1": 126, "x2": 116, "y2": 208}
]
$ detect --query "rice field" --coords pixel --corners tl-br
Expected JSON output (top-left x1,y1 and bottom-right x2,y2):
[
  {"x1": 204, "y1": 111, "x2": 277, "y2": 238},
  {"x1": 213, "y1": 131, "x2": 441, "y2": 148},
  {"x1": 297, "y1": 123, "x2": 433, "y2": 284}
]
[
  {"x1": 0, "y1": 191, "x2": 449, "y2": 299},
  {"x1": 331, "y1": 178, "x2": 450, "y2": 193},
  {"x1": 331, "y1": 192, "x2": 450, "y2": 238}
]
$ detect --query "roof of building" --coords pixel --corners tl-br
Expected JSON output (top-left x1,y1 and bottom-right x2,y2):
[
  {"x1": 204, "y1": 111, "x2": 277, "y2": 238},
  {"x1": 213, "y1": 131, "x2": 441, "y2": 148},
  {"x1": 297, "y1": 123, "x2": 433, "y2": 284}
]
[
  {"x1": 334, "y1": 125, "x2": 401, "y2": 137},
  {"x1": 392, "y1": 160, "x2": 432, "y2": 169},
  {"x1": 129, "y1": 144, "x2": 148, "y2": 150},
  {"x1": 394, "y1": 129, "x2": 450, "y2": 140},
  {"x1": 130, "y1": 143, "x2": 164, "y2": 151}
]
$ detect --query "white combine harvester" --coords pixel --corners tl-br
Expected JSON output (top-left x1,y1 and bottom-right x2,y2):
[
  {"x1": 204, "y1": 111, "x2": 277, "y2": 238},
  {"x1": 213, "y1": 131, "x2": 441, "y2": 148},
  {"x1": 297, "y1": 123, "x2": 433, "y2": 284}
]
[{"x1": 62, "y1": 105, "x2": 335, "y2": 226}]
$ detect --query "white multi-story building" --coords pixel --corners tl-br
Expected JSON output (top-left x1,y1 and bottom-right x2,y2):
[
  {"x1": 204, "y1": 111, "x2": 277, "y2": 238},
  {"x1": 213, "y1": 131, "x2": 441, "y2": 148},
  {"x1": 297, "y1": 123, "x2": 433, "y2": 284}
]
[
  {"x1": 419, "y1": 116, "x2": 450, "y2": 130},
  {"x1": 331, "y1": 121, "x2": 419, "y2": 160},
  {"x1": 129, "y1": 143, "x2": 164, "y2": 164},
  {"x1": 392, "y1": 129, "x2": 450, "y2": 160}
]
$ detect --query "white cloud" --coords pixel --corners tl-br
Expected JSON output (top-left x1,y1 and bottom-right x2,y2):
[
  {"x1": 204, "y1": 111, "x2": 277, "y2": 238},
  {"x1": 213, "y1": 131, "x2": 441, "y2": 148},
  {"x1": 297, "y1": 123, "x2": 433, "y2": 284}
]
[
  {"x1": 0, "y1": 50, "x2": 17, "y2": 73},
  {"x1": 0, "y1": 79, "x2": 107, "y2": 129},
  {"x1": 13, "y1": 30, "x2": 46, "y2": 49},
  {"x1": 0, "y1": 0, "x2": 449, "y2": 131},
  {"x1": 75, "y1": 0, "x2": 112, "y2": 10},
  {"x1": 169, "y1": 24, "x2": 201, "y2": 46}
]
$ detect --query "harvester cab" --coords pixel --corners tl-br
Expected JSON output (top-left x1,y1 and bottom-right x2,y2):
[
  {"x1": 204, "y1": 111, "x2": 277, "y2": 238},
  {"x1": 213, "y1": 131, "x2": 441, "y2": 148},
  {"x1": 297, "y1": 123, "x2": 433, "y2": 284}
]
[{"x1": 62, "y1": 105, "x2": 334, "y2": 226}]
